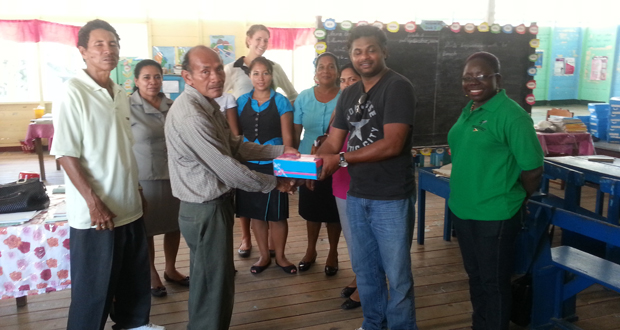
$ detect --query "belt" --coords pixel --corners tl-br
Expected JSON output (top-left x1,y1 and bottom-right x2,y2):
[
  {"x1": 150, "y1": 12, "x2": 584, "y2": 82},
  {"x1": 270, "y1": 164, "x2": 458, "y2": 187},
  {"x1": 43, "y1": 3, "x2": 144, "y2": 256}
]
[{"x1": 213, "y1": 189, "x2": 234, "y2": 201}]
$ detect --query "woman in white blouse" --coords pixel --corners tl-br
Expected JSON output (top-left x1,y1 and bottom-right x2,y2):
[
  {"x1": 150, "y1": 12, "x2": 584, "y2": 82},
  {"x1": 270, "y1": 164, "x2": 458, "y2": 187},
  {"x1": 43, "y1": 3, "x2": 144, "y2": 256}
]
[
  {"x1": 130, "y1": 60, "x2": 188, "y2": 297},
  {"x1": 223, "y1": 24, "x2": 298, "y2": 258}
]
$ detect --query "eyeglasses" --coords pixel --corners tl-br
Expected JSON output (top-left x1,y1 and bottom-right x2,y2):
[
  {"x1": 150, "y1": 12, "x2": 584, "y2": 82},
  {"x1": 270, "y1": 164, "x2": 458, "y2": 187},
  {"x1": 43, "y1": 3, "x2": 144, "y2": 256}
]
[
  {"x1": 461, "y1": 73, "x2": 499, "y2": 83},
  {"x1": 354, "y1": 93, "x2": 368, "y2": 121}
]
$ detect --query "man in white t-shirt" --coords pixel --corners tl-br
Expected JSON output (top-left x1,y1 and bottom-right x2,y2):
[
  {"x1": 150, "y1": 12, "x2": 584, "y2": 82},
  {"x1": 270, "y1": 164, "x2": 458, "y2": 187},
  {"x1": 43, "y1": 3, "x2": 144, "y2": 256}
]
[{"x1": 51, "y1": 19, "x2": 163, "y2": 330}]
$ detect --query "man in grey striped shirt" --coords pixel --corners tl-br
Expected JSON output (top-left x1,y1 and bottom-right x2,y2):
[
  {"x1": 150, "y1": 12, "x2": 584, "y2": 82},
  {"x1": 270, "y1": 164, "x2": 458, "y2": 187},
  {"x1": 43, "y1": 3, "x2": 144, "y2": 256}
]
[{"x1": 164, "y1": 46, "x2": 298, "y2": 330}]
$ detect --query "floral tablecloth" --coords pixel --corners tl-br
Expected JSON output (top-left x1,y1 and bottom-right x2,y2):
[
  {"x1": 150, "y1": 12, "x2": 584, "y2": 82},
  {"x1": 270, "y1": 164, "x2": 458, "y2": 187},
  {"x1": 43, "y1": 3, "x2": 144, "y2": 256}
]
[{"x1": 0, "y1": 193, "x2": 70, "y2": 300}]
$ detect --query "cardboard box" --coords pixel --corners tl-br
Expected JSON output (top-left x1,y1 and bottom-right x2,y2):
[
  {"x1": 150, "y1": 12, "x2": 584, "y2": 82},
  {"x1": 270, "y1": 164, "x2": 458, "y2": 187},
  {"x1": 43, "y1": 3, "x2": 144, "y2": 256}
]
[
  {"x1": 609, "y1": 111, "x2": 620, "y2": 119},
  {"x1": 589, "y1": 118, "x2": 608, "y2": 128},
  {"x1": 588, "y1": 103, "x2": 610, "y2": 119},
  {"x1": 273, "y1": 154, "x2": 323, "y2": 180},
  {"x1": 610, "y1": 97, "x2": 620, "y2": 106}
]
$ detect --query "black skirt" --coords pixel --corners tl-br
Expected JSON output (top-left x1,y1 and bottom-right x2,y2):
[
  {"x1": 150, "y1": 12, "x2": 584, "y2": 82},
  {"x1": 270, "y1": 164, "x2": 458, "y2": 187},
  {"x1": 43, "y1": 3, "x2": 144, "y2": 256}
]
[
  {"x1": 298, "y1": 176, "x2": 340, "y2": 223},
  {"x1": 235, "y1": 162, "x2": 289, "y2": 221}
]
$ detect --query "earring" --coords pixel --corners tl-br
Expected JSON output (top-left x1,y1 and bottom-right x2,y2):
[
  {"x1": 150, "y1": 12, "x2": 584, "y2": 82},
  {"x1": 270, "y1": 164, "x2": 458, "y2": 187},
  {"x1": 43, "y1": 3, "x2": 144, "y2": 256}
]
[
  {"x1": 496, "y1": 88, "x2": 500, "y2": 93},
  {"x1": 465, "y1": 94, "x2": 469, "y2": 97}
]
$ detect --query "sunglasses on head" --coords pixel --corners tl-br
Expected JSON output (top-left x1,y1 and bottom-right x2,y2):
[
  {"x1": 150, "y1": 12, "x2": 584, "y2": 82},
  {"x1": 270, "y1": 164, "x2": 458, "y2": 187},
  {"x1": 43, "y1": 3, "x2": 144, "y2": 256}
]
[{"x1": 354, "y1": 93, "x2": 368, "y2": 121}]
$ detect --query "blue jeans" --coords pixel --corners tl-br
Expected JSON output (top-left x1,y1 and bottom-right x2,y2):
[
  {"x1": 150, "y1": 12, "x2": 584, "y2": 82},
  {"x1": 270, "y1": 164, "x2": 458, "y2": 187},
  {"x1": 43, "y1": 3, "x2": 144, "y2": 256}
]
[{"x1": 347, "y1": 193, "x2": 418, "y2": 330}]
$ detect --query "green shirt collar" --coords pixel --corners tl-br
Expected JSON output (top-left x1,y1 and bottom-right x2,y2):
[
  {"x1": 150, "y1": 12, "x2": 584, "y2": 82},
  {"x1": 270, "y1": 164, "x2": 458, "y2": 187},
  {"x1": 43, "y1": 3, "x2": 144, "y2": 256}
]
[{"x1": 464, "y1": 89, "x2": 507, "y2": 114}]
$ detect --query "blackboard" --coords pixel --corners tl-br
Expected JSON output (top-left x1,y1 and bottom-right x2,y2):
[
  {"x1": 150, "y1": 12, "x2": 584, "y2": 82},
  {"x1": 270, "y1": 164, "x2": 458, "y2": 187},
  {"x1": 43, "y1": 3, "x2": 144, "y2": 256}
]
[{"x1": 324, "y1": 25, "x2": 536, "y2": 146}]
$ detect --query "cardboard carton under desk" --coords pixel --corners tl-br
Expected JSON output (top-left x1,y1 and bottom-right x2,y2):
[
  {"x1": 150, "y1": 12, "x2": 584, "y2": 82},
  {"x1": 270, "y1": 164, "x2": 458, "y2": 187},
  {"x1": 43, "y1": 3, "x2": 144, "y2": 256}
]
[{"x1": 273, "y1": 154, "x2": 323, "y2": 180}]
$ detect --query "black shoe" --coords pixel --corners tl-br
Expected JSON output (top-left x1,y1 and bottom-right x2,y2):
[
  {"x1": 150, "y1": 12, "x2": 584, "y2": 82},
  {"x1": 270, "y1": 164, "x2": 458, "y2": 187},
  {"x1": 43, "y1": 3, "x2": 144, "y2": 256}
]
[
  {"x1": 325, "y1": 265, "x2": 338, "y2": 276},
  {"x1": 298, "y1": 255, "x2": 317, "y2": 272},
  {"x1": 250, "y1": 260, "x2": 271, "y2": 274},
  {"x1": 150, "y1": 286, "x2": 167, "y2": 297},
  {"x1": 276, "y1": 262, "x2": 298, "y2": 275},
  {"x1": 341, "y1": 297, "x2": 361, "y2": 310},
  {"x1": 340, "y1": 286, "x2": 357, "y2": 298},
  {"x1": 163, "y1": 272, "x2": 190, "y2": 287},
  {"x1": 238, "y1": 246, "x2": 252, "y2": 258}
]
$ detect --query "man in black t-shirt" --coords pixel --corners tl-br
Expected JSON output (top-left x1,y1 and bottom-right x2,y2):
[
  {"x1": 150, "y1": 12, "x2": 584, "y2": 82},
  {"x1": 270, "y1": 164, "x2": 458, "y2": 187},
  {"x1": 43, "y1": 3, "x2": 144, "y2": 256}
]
[{"x1": 317, "y1": 25, "x2": 418, "y2": 330}]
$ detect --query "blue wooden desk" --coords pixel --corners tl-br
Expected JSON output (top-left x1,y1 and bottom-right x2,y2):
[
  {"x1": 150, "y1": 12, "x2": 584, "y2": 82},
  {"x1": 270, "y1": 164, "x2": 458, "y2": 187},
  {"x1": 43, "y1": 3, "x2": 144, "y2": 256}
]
[
  {"x1": 417, "y1": 167, "x2": 451, "y2": 245},
  {"x1": 544, "y1": 156, "x2": 620, "y2": 262},
  {"x1": 545, "y1": 156, "x2": 620, "y2": 223}
]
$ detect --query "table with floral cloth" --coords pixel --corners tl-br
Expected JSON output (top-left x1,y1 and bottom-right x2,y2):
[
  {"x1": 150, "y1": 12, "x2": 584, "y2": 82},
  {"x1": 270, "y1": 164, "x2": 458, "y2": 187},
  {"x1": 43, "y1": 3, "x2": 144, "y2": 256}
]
[{"x1": 0, "y1": 192, "x2": 70, "y2": 304}]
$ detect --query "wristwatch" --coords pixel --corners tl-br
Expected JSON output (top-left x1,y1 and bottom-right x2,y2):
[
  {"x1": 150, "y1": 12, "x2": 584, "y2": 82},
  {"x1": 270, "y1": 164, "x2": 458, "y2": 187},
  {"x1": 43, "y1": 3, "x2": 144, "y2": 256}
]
[{"x1": 339, "y1": 152, "x2": 348, "y2": 167}]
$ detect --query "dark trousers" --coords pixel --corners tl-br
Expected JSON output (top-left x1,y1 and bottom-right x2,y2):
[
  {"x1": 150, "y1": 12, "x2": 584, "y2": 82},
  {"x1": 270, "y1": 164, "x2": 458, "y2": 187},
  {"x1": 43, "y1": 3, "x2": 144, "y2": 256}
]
[
  {"x1": 179, "y1": 198, "x2": 235, "y2": 330},
  {"x1": 67, "y1": 218, "x2": 151, "y2": 330},
  {"x1": 451, "y1": 208, "x2": 522, "y2": 330}
]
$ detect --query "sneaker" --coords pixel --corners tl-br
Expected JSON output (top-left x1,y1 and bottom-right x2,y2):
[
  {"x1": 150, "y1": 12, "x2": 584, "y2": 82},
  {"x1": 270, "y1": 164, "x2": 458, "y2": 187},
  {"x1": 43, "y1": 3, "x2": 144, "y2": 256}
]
[
  {"x1": 355, "y1": 328, "x2": 364, "y2": 330},
  {"x1": 124, "y1": 324, "x2": 166, "y2": 330}
]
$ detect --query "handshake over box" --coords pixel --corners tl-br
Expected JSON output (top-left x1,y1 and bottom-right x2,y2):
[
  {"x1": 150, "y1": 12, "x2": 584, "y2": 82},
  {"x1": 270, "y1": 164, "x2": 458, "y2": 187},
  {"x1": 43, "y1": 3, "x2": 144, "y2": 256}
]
[{"x1": 273, "y1": 154, "x2": 323, "y2": 180}]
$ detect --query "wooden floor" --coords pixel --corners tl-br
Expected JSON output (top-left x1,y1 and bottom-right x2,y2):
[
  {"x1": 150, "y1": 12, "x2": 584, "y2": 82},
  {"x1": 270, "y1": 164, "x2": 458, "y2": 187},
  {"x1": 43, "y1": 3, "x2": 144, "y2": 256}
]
[{"x1": 1, "y1": 151, "x2": 619, "y2": 330}]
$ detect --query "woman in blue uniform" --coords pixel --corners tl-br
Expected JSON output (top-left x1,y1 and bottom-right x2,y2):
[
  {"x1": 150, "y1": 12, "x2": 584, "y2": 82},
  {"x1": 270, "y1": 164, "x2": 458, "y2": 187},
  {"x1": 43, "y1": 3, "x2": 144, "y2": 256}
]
[{"x1": 235, "y1": 56, "x2": 297, "y2": 275}]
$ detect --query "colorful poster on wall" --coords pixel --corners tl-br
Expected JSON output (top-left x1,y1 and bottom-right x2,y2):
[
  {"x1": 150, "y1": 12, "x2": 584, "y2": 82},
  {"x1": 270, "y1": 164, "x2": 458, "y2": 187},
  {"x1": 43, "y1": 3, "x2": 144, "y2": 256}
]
[
  {"x1": 554, "y1": 57, "x2": 575, "y2": 76},
  {"x1": 590, "y1": 56, "x2": 608, "y2": 81},
  {"x1": 176, "y1": 47, "x2": 191, "y2": 66},
  {"x1": 210, "y1": 35, "x2": 235, "y2": 65},
  {"x1": 564, "y1": 58, "x2": 575, "y2": 75},
  {"x1": 152, "y1": 46, "x2": 175, "y2": 74}
]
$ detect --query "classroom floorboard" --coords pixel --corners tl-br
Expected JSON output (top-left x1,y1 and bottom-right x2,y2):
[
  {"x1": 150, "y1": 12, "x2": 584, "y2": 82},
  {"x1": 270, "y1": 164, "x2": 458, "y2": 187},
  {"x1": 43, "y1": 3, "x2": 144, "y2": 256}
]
[{"x1": 0, "y1": 151, "x2": 619, "y2": 330}]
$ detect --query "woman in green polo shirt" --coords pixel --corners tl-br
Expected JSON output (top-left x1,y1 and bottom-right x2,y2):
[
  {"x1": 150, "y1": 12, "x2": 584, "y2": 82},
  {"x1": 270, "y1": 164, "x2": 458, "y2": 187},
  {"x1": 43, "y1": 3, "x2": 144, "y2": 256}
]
[{"x1": 447, "y1": 51, "x2": 544, "y2": 330}]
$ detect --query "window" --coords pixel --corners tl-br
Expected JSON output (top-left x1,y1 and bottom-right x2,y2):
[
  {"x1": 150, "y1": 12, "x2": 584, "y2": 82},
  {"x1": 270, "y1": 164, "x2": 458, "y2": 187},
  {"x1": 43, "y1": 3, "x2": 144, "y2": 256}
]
[
  {"x1": 40, "y1": 42, "x2": 85, "y2": 102},
  {"x1": 264, "y1": 45, "x2": 317, "y2": 95},
  {"x1": 0, "y1": 40, "x2": 40, "y2": 102}
]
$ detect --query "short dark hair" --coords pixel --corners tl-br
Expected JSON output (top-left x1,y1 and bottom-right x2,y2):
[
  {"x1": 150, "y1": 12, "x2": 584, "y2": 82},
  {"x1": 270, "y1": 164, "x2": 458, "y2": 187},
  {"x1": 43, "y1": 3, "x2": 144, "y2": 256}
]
[
  {"x1": 246, "y1": 24, "x2": 270, "y2": 48},
  {"x1": 133, "y1": 59, "x2": 163, "y2": 92},
  {"x1": 249, "y1": 56, "x2": 275, "y2": 91},
  {"x1": 314, "y1": 52, "x2": 340, "y2": 73},
  {"x1": 77, "y1": 19, "x2": 120, "y2": 49},
  {"x1": 465, "y1": 52, "x2": 501, "y2": 73},
  {"x1": 347, "y1": 25, "x2": 387, "y2": 52},
  {"x1": 340, "y1": 62, "x2": 360, "y2": 77}
]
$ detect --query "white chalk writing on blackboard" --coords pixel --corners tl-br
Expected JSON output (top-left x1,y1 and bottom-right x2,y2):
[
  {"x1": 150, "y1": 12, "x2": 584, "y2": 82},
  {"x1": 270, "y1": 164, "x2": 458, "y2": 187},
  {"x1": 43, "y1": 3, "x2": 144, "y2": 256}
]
[{"x1": 399, "y1": 38, "x2": 439, "y2": 44}]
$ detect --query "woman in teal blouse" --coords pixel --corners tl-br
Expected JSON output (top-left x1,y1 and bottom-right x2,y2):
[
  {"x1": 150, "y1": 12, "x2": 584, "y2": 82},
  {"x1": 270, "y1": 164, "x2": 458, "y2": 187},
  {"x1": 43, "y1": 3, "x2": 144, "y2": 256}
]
[{"x1": 293, "y1": 52, "x2": 342, "y2": 275}]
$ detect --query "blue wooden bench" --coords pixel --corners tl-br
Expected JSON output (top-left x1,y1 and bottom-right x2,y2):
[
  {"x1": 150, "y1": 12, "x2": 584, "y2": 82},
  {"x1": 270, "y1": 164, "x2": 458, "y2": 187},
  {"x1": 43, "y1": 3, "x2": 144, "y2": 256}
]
[{"x1": 529, "y1": 201, "x2": 620, "y2": 330}]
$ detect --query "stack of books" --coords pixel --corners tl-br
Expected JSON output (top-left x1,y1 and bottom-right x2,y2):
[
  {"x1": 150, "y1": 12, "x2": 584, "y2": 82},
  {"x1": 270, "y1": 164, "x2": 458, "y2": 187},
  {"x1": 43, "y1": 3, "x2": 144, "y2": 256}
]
[
  {"x1": 548, "y1": 117, "x2": 588, "y2": 133},
  {"x1": 561, "y1": 118, "x2": 588, "y2": 133}
]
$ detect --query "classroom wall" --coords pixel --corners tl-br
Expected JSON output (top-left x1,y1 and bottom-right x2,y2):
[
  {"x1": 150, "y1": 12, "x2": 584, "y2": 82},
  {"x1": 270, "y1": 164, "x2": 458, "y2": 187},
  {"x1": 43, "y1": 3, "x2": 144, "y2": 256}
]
[
  {"x1": 533, "y1": 27, "x2": 551, "y2": 102},
  {"x1": 0, "y1": 16, "x2": 313, "y2": 148},
  {"x1": 547, "y1": 27, "x2": 582, "y2": 101},
  {"x1": 579, "y1": 27, "x2": 618, "y2": 102},
  {"x1": 611, "y1": 26, "x2": 620, "y2": 98}
]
